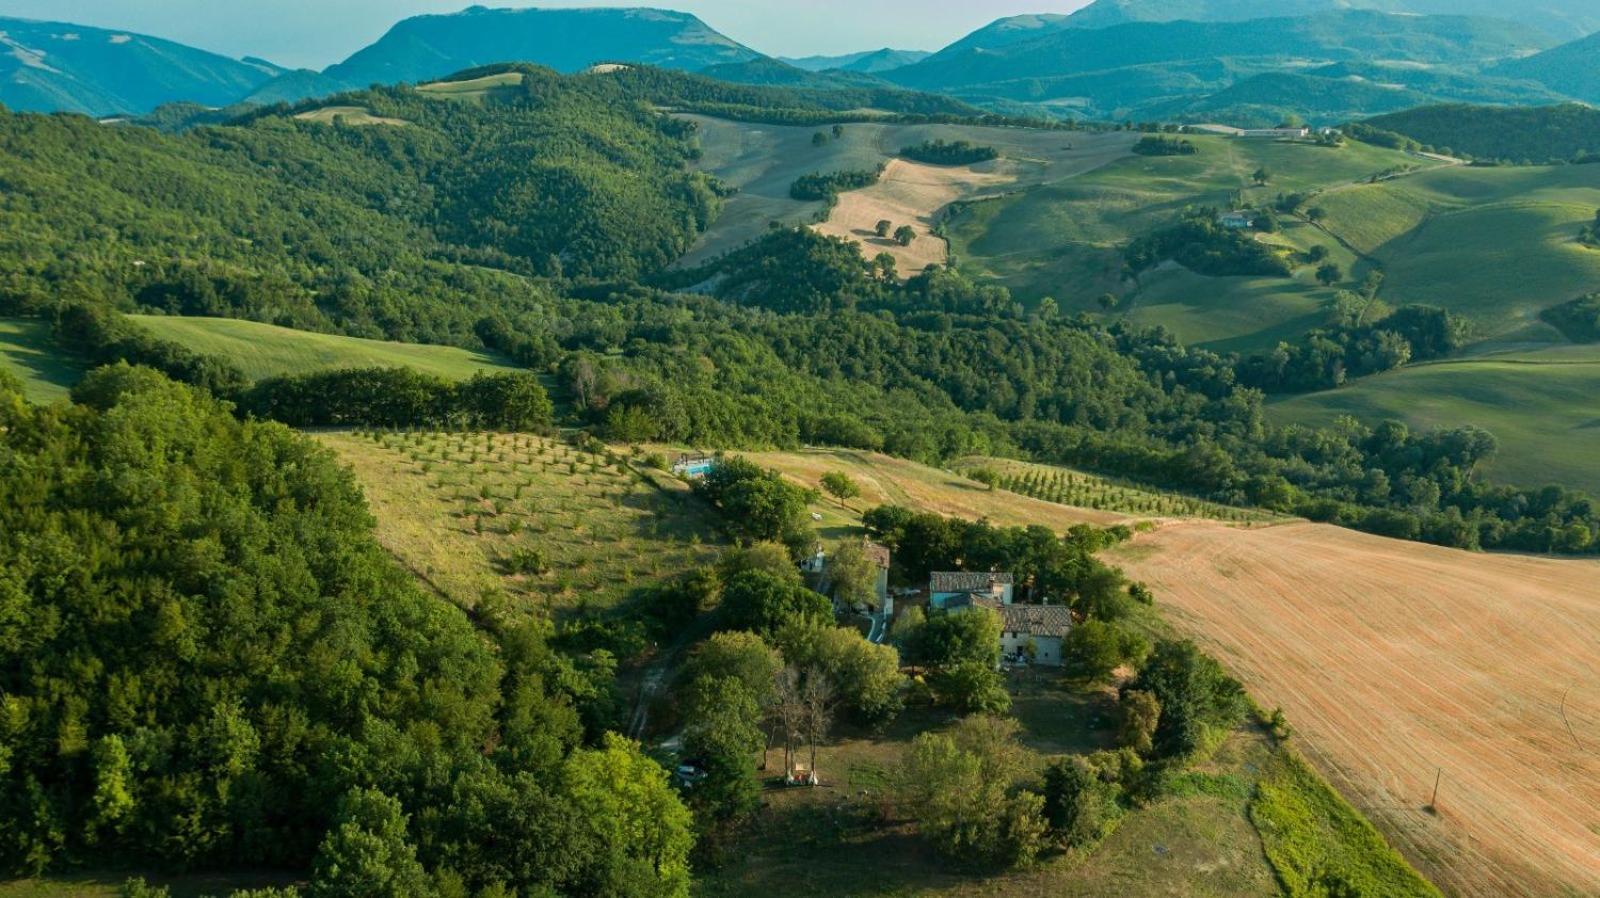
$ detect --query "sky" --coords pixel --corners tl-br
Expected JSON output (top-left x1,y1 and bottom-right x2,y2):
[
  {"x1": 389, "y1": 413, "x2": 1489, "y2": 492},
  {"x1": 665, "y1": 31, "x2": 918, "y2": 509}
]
[{"x1": 0, "y1": 0, "x2": 1089, "y2": 69}]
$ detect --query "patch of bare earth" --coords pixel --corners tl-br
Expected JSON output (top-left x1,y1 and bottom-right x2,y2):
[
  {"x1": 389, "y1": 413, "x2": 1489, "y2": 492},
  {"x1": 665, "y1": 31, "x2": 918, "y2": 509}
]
[
  {"x1": 1117, "y1": 521, "x2": 1600, "y2": 898},
  {"x1": 812, "y1": 159, "x2": 1012, "y2": 276}
]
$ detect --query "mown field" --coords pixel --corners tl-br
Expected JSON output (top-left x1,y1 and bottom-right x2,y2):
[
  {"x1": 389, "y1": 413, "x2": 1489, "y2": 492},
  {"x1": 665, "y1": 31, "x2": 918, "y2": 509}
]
[
  {"x1": 129, "y1": 315, "x2": 523, "y2": 383},
  {"x1": 0, "y1": 318, "x2": 81, "y2": 402},
  {"x1": 1269, "y1": 344, "x2": 1600, "y2": 495}
]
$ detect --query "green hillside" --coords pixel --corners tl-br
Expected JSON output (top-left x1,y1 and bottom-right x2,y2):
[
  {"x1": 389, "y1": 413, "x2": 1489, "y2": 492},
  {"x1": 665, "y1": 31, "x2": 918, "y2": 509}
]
[
  {"x1": 1308, "y1": 163, "x2": 1600, "y2": 342},
  {"x1": 1492, "y1": 30, "x2": 1600, "y2": 103},
  {"x1": 1268, "y1": 345, "x2": 1600, "y2": 494},
  {"x1": 946, "y1": 134, "x2": 1426, "y2": 349},
  {"x1": 1062, "y1": 0, "x2": 1600, "y2": 40},
  {"x1": 129, "y1": 316, "x2": 523, "y2": 383},
  {"x1": 1359, "y1": 103, "x2": 1600, "y2": 162}
]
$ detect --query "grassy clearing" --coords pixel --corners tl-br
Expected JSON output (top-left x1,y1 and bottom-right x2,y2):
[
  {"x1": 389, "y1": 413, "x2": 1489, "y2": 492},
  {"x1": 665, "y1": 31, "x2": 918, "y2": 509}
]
[
  {"x1": 316, "y1": 431, "x2": 723, "y2": 614},
  {"x1": 416, "y1": 72, "x2": 527, "y2": 102},
  {"x1": 0, "y1": 871, "x2": 297, "y2": 898},
  {"x1": 0, "y1": 318, "x2": 81, "y2": 402},
  {"x1": 1267, "y1": 344, "x2": 1600, "y2": 495},
  {"x1": 129, "y1": 316, "x2": 522, "y2": 383},
  {"x1": 292, "y1": 105, "x2": 409, "y2": 126}
]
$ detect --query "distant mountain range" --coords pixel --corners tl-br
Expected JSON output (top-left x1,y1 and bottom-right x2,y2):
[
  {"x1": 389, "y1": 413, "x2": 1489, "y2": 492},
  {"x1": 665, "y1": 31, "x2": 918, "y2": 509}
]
[
  {"x1": 0, "y1": 16, "x2": 281, "y2": 116},
  {"x1": 781, "y1": 49, "x2": 931, "y2": 74},
  {"x1": 1062, "y1": 0, "x2": 1600, "y2": 40},
  {"x1": 4, "y1": 2, "x2": 1599, "y2": 128},
  {"x1": 885, "y1": 10, "x2": 1561, "y2": 122}
]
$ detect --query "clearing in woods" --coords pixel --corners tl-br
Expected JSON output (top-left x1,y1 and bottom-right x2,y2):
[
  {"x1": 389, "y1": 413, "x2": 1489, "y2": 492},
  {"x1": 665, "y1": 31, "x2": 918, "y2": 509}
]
[
  {"x1": 710, "y1": 446, "x2": 1598, "y2": 897},
  {"x1": 129, "y1": 315, "x2": 522, "y2": 383},
  {"x1": 1112, "y1": 521, "x2": 1600, "y2": 898},
  {"x1": 291, "y1": 105, "x2": 408, "y2": 126},
  {"x1": 813, "y1": 158, "x2": 1011, "y2": 276},
  {"x1": 0, "y1": 318, "x2": 82, "y2": 403}
]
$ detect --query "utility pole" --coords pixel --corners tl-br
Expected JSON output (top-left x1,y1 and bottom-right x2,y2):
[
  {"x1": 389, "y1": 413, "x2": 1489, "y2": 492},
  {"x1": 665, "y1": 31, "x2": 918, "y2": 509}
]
[{"x1": 1428, "y1": 768, "x2": 1442, "y2": 813}]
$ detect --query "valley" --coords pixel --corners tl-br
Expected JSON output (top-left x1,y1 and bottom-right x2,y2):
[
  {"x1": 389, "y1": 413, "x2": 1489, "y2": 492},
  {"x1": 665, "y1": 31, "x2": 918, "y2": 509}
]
[{"x1": 3, "y1": 2, "x2": 1600, "y2": 897}]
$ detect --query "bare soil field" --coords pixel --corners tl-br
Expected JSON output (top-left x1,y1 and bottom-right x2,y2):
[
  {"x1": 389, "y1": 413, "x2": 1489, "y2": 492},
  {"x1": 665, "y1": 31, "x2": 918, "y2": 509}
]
[
  {"x1": 1115, "y1": 521, "x2": 1600, "y2": 898},
  {"x1": 813, "y1": 158, "x2": 1011, "y2": 276}
]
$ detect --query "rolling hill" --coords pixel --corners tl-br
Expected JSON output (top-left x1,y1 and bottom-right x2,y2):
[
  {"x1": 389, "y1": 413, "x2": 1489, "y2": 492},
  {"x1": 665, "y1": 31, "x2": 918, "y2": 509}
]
[
  {"x1": 887, "y1": 11, "x2": 1554, "y2": 113},
  {"x1": 1492, "y1": 31, "x2": 1600, "y2": 104},
  {"x1": 0, "y1": 16, "x2": 281, "y2": 116},
  {"x1": 323, "y1": 6, "x2": 762, "y2": 87}
]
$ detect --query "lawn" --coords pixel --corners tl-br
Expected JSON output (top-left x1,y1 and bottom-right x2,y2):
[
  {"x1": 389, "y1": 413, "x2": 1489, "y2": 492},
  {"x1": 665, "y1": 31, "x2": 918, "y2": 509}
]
[
  {"x1": 1267, "y1": 344, "x2": 1600, "y2": 495},
  {"x1": 129, "y1": 316, "x2": 523, "y2": 383},
  {"x1": 0, "y1": 318, "x2": 82, "y2": 402},
  {"x1": 316, "y1": 431, "x2": 725, "y2": 614}
]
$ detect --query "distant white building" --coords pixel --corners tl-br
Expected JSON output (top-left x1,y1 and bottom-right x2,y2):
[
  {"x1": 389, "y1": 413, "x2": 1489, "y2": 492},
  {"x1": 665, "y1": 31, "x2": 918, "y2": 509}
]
[
  {"x1": 929, "y1": 572, "x2": 1014, "y2": 610},
  {"x1": 1238, "y1": 127, "x2": 1311, "y2": 140}
]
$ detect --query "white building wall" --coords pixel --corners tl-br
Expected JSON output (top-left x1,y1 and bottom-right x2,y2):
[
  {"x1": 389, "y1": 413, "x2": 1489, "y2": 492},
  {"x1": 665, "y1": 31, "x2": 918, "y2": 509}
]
[{"x1": 1001, "y1": 632, "x2": 1063, "y2": 667}]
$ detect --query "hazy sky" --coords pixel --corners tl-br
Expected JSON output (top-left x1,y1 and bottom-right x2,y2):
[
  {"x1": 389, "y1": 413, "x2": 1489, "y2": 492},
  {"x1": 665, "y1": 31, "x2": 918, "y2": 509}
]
[{"x1": 0, "y1": 1, "x2": 1089, "y2": 69}]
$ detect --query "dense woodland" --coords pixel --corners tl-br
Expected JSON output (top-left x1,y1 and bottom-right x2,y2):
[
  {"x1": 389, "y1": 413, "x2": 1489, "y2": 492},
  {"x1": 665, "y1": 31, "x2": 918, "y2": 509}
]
[
  {"x1": 1355, "y1": 103, "x2": 1600, "y2": 164},
  {"x1": 897, "y1": 139, "x2": 1001, "y2": 166}
]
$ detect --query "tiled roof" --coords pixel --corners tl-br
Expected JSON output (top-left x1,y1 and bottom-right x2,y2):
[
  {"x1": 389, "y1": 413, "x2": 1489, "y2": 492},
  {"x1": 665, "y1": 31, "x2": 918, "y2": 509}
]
[
  {"x1": 1000, "y1": 604, "x2": 1073, "y2": 639},
  {"x1": 864, "y1": 541, "x2": 891, "y2": 569},
  {"x1": 930, "y1": 571, "x2": 1013, "y2": 592}
]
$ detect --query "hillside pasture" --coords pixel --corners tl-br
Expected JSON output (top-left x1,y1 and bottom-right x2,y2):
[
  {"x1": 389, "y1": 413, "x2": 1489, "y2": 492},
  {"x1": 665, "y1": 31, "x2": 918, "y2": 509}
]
[
  {"x1": 292, "y1": 105, "x2": 408, "y2": 126},
  {"x1": 317, "y1": 431, "x2": 723, "y2": 614},
  {"x1": 1113, "y1": 521, "x2": 1600, "y2": 898},
  {"x1": 416, "y1": 71, "x2": 527, "y2": 102},
  {"x1": 1267, "y1": 344, "x2": 1600, "y2": 495},
  {"x1": 0, "y1": 318, "x2": 82, "y2": 402},
  {"x1": 678, "y1": 116, "x2": 1136, "y2": 268},
  {"x1": 129, "y1": 315, "x2": 522, "y2": 383},
  {"x1": 1309, "y1": 162, "x2": 1600, "y2": 343}
]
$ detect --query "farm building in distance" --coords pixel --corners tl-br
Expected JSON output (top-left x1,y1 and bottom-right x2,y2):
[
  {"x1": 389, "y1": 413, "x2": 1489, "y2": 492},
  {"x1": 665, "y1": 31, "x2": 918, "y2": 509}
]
[
  {"x1": 1239, "y1": 127, "x2": 1311, "y2": 139},
  {"x1": 1218, "y1": 210, "x2": 1256, "y2": 229},
  {"x1": 929, "y1": 571, "x2": 1014, "y2": 610},
  {"x1": 997, "y1": 604, "x2": 1073, "y2": 666}
]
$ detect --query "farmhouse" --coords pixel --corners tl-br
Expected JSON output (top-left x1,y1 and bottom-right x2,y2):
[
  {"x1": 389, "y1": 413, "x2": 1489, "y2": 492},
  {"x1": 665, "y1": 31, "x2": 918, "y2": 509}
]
[
  {"x1": 929, "y1": 571, "x2": 1014, "y2": 610},
  {"x1": 998, "y1": 604, "x2": 1073, "y2": 667},
  {"x1": 1218, "y1": 210, "x2": 1255, "y2": 229},
  {"x1": 942, "y1": 595, "x2": 1074, "y2": 667}
]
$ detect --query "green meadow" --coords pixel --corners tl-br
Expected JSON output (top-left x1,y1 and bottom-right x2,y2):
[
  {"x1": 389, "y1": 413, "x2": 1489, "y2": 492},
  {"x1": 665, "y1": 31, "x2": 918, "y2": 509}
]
[
  {"x1": 129, "y1": 315, "x2": 522, "y2": 383},
  {"x1": 1269, "y1": 344, "x2": 1600, "y2": 495},
  {"x1": 0, "y1": 319, "x2": 82, "y2": 403}
]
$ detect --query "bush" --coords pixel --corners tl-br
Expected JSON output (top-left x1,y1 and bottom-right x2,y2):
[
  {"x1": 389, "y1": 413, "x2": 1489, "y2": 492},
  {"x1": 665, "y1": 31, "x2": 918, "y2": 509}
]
[{"x1": 1132, "y1": 136, "x2": 1198, "y2": 156}]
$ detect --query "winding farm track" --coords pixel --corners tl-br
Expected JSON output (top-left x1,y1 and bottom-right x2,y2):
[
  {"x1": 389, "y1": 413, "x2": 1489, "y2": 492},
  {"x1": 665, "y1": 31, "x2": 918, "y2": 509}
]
[{"x1": 1118, "y1": 521, "x2": 1600, "y2": 898}]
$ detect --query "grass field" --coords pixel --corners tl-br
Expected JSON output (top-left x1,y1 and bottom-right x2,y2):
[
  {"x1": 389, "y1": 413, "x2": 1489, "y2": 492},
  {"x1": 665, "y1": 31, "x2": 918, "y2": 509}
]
[
  {"x1": 0, "y1": 318, "x2": 81, "y2": 402},
  {"x1": 129, "y1": 316, "x2": 522, "y2": 383},
  {"x1": 1268, "y1": 344, "x2": 1600, "y2": 495},
  {"x1": 0, "y1": 872, "x2": 298, "y2": 898},
  {"x1": 812, "y1": 158, "x2": 1011, "y2": 276},
  {"x1": 292, "y1": 105, "x2": 408, "y2": 126},
  {"x1": 416, "y1": 71, "x2": 527, "y2": 102},
  {"x1": 1310, "y1": 163, "x2": 1600, "y2": 343},
  {"x1": 315, "y1": 431, "x2": 723, "y2": 614}
]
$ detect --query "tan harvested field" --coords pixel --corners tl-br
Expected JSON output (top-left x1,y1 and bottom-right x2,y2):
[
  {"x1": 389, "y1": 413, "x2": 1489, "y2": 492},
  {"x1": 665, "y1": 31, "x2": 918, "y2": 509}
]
[
  {"x1": 1115, "y1": 521, "x2": 1600, "y2": 898},
  {"x1": 292, "y1": 105, "x2": 408, "y2": 126},
  {"x1": 677, "y1": 118, "x2": 1137, "y2": 268},
  {"x1": 813, "y1": 158, "x2": 1011, "y2": 276}
]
